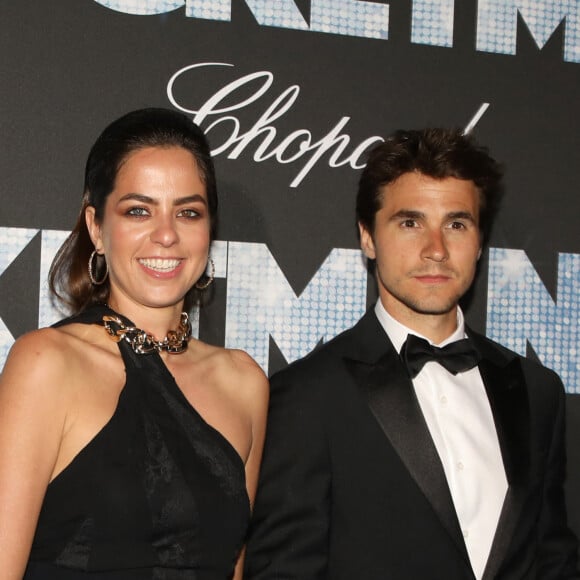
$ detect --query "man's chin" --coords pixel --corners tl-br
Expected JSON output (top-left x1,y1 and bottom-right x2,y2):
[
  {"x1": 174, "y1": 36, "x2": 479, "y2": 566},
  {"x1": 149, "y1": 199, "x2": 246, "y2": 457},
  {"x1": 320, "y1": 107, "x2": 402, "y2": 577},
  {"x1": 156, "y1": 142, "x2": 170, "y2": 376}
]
[{"x1": 401, "y1": 297, "x2": 459, "y2": 317}]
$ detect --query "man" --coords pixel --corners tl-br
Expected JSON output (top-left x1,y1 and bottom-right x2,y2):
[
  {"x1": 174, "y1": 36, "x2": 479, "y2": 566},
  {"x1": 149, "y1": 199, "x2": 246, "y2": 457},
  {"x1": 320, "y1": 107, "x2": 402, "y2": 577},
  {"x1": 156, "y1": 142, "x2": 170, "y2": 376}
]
[{"x1": 244, "y1": 128, "x2": 579, "y2": 580}]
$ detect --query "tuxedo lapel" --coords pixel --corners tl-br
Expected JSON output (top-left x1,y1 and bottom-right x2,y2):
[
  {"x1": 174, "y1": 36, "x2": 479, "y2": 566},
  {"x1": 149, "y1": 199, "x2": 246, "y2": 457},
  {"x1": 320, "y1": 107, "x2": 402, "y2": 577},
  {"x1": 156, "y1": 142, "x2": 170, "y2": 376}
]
[
  {"x1": 341, "y1": 314, "x2": 532, "y2": 576},
  {"x1": 343, "y1": 311, "x2": 469, "y2": 560},
  {"x1": 469, "y1": 332, "x2": 531, "y2": 580}
]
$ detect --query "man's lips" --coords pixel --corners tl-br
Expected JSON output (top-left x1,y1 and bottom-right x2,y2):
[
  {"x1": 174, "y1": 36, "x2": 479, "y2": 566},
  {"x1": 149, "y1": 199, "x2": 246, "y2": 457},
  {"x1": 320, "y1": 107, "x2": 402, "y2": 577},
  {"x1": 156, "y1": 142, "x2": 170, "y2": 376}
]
[{"x1": 414, "y1": 274, "x2": 452, "y2": 283}]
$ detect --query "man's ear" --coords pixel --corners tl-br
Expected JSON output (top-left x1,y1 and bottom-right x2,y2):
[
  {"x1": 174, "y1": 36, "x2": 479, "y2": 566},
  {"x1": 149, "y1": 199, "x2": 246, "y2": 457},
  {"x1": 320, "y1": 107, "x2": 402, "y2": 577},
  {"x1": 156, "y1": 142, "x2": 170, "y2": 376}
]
[
  {"x1": 358, "y1": 222, "x2": 376, "y2": 260},
  {"x1": 477, "y1": 247, "x2": 482, "y2": 260},
  {"x1": 85, "y1": 205, "x2": 103, "y2": 253}
]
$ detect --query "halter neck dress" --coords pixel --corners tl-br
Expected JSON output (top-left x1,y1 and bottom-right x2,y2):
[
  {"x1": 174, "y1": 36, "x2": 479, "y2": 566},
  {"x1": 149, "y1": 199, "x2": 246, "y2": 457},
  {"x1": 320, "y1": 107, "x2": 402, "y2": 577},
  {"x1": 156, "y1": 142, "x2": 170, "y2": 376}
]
[{"x1": 24, "y1": 305, "x2": 250, "y2": 579}]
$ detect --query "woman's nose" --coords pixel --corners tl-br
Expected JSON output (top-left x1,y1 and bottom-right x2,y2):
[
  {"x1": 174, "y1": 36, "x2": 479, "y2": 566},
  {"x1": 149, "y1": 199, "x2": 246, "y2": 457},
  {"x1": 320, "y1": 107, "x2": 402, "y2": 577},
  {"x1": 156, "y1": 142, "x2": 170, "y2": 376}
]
[{"x1": 150, "y1": 215, "x2": 179, "y2": 247}]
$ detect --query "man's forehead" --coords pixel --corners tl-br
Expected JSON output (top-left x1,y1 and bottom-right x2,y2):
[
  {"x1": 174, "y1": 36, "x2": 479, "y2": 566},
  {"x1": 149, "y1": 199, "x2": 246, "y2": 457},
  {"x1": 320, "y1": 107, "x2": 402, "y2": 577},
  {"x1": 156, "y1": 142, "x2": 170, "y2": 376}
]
[{"x1": 375, "y1": 173, "x2": 481, "y2": 221}]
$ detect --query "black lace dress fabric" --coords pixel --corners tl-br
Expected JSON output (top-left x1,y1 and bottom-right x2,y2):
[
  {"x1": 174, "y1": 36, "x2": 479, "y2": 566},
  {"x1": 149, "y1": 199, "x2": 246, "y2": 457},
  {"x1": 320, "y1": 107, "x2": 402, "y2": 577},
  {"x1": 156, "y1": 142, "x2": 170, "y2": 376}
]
[{"x1": 24, "y1": 305, "x2": 250, "y2": 579}]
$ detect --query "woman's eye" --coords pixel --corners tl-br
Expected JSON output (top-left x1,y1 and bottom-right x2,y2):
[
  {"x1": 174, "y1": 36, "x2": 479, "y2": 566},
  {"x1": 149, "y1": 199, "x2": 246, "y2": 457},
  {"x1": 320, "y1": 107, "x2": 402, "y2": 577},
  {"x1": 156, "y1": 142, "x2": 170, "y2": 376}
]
[
  {"x1": 178, "y1": 209, "x2": 199, "y2": 219},
  {"x1": 126, "y1": 207, "x2": 149, "y2": 217}
]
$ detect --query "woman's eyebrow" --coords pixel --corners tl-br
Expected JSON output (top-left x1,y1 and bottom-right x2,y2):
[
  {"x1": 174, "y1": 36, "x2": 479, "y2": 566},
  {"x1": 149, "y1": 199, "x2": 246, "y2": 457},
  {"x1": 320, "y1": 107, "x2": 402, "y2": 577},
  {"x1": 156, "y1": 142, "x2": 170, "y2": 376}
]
[{"x1": 116, "y1": 193, "x2": 207, "y2": 206}]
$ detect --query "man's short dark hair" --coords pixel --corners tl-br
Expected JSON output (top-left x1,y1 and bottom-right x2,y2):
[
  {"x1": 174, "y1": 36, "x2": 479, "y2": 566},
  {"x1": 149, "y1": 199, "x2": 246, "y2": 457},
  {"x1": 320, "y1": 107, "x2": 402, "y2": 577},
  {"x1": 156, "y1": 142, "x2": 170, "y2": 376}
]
[{"x1": 356, "y1": 128, "x2": 503, "y2": 241}]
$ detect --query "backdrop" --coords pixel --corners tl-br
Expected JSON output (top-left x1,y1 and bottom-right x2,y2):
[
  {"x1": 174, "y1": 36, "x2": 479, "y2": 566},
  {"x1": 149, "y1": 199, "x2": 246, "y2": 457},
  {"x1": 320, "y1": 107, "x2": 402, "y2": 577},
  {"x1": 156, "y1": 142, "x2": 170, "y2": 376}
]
[{"x1": 1, "y1": 0, "x2": 579, "y2": 536}]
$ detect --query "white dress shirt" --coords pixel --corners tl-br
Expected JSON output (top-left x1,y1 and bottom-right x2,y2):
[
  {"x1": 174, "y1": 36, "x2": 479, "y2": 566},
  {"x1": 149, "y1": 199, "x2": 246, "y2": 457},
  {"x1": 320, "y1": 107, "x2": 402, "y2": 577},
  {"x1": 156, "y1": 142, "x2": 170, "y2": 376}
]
[{"x1": 374, "y1": 300, "x2": 508, "y2": 580}]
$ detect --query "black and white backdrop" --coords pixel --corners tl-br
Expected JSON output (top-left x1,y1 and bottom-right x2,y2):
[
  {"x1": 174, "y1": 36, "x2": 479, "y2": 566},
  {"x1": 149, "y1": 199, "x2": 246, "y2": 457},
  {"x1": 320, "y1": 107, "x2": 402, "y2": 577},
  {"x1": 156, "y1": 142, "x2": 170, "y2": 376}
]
[{"x1": 1, "y1": 0, "x2": 578, "y2": 536}]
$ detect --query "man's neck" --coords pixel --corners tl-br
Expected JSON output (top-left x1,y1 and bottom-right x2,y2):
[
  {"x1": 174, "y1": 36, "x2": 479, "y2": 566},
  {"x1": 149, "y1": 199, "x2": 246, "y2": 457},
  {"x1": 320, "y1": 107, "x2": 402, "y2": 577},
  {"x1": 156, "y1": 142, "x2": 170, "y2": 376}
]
[{"x1": 380, "y1": 300, "x2": 460, "y2": 345}]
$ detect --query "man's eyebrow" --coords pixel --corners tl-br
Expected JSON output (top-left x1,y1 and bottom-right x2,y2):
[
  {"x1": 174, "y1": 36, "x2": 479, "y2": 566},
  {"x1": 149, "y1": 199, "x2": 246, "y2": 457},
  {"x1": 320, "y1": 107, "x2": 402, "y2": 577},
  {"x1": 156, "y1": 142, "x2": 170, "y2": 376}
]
[
  {"x1": 447, "y1": 211, "x2": 476, "y2": 222},
  {"x1": 389, "y1": 209, "x2": 424, "y2": 221},
  {"x1": 388, "y1": 210, "x2": 477, "y2": 222},
  {"x1": 116, "y1": 193, "x2": 207, "y2": 206}
]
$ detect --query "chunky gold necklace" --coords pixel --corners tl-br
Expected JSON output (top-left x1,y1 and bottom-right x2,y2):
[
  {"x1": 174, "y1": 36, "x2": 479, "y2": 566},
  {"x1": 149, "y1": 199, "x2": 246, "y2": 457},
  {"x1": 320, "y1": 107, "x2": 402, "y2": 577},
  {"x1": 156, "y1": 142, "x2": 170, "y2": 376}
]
[{"x1": 102, "y1": 313, "x2": 191, "y2": 355}]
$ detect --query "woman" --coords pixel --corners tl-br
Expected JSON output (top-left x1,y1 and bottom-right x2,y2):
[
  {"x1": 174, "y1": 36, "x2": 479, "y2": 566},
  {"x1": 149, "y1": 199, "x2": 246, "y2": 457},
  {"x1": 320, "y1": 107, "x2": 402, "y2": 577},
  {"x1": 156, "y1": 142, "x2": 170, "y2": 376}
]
[{"x1": 0, "y1": 108, "x2": 268, "y2": 579}]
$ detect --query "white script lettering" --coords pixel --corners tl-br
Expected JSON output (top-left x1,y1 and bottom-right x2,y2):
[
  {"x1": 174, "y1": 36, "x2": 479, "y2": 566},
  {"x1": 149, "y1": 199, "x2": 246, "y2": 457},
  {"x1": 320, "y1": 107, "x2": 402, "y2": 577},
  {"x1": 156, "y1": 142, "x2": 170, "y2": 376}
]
[
  {"x1": 167, "y1": 62, "x2": 383, "y2": 187},
  {"x1": 167, "y1": 63, "x2": 491, "y2": 187}
]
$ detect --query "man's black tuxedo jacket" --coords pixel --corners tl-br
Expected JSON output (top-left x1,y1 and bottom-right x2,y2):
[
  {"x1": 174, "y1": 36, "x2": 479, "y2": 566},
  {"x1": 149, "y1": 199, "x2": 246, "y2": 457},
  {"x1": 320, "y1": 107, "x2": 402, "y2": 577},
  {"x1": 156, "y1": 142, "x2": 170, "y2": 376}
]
[{"x1": 245, "y1": 310, "x2": 579, "y2": 579}]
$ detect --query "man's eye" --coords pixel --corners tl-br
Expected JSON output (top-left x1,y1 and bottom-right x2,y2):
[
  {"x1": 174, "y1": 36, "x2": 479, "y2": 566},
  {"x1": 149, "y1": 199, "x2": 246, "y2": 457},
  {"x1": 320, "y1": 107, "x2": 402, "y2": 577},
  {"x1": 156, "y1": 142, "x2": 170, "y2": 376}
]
[
  {"x1": 449, "y1": 221, "x2": 466, "y2": 230},
  {"x1": 401, "y1": 219, "x2": 417, "y2": 228}
]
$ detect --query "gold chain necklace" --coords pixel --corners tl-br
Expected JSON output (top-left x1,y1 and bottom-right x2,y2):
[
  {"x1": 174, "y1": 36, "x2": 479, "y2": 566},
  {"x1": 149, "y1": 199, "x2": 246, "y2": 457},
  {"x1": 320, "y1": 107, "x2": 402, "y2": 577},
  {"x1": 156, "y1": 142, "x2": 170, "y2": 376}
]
[{"x1": 102, "y1": 313, "x2": 191, "y2": 355}]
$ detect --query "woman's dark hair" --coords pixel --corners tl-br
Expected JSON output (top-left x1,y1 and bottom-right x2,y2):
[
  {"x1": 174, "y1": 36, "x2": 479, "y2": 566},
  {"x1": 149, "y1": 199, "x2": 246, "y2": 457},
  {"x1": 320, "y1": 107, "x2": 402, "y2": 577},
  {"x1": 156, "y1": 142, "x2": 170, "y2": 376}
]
[
  {"x1": 49, "y1": 107, "x2": 218, "y2": 314},
  {"x1": 356, "y1": 128, "x2": 503, "y2": 243}
]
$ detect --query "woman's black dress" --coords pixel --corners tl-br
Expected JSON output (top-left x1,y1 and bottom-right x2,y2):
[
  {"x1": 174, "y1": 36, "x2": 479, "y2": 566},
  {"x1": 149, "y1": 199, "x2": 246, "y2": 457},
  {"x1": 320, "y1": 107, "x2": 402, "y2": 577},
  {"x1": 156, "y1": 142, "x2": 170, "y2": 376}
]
[{"x1": 24, "y1": 305, "x2": 250, "y2": 579}]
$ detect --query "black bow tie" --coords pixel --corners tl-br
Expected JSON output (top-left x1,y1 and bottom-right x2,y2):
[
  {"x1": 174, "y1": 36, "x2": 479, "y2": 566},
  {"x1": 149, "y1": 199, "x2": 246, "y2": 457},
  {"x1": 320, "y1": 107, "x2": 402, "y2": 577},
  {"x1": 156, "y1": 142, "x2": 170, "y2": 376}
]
[{"x1": 400, "y1": 334, "x2": 480, "y2": 379}]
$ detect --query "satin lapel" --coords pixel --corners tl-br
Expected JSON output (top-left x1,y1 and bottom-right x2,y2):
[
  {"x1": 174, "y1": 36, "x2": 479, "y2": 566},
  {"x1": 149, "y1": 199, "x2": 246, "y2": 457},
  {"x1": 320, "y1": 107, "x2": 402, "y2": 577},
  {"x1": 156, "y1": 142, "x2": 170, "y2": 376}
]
[
  {"x1": 470, "y1": 336, "x2": 530, "y2": 580},
  {"x1": 346, "y1": 338, "x2": 468, "y2": 559}
]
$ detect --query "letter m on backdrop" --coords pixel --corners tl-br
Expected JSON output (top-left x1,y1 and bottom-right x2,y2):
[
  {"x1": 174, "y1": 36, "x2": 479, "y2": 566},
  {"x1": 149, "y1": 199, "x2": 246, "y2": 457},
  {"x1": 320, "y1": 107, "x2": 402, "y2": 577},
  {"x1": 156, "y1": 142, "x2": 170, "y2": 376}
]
[
  {"x1": 477, "y1": 0, "x2": 580, "y2": 63},
  {"x1": 487, "y1": 248, "x2": 579, "y2": 394},
  {"x1": 224, "y1": 242, "x2": 367, "y2": 372}
]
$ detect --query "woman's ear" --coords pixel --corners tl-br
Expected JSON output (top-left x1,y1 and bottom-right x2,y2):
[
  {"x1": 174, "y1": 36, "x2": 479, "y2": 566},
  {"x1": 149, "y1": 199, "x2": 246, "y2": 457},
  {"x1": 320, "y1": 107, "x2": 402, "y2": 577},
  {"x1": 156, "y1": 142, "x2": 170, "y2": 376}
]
[{"x1": 85, "y1": 206, "x2": 103, "y2": 252}]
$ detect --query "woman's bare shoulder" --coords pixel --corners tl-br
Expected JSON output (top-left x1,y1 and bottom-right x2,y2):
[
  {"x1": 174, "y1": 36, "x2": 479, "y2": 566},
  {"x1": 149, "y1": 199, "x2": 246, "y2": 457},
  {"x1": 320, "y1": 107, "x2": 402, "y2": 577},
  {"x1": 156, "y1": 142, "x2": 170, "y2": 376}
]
[
  {"x1": 4, "y1": 327, "x2": 69, "y2": 374},
  {"x1": 200, "y1": 342, "x2": 266, "y2": 380},
  {"x1": 0, "y1": 329, "x2": 79, "y2": 449},
  {"x1": 189, "y1": 342, "x2": 268, "y2": 403},
  {"x1": 2, "y1": 324, "x2": 99, "y2": 391}
]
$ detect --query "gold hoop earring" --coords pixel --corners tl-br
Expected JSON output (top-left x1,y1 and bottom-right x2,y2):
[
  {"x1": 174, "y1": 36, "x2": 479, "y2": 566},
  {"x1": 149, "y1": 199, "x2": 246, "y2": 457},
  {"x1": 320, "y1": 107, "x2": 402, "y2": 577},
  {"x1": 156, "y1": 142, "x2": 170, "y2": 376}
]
[
  {"x1": 88, "y1": 250, "x2": 108, "y2": 285},
  {"x1": 195, "y1": 258, "x2": 215, "y2": 290}
]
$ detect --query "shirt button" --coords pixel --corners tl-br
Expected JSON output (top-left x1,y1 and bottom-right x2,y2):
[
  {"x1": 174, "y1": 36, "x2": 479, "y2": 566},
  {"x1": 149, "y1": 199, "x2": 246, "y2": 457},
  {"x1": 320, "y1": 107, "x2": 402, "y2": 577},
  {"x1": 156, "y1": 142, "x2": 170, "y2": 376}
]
[
  {"x1": 463, "y1": 529, "x2": 469, "y2": 539},
  {"x1": 440, "y1": 395, "x2": 447, "y2": 405},
  {"x1": 457, "y1": 462, "x2": 464, "y2": 471}
]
